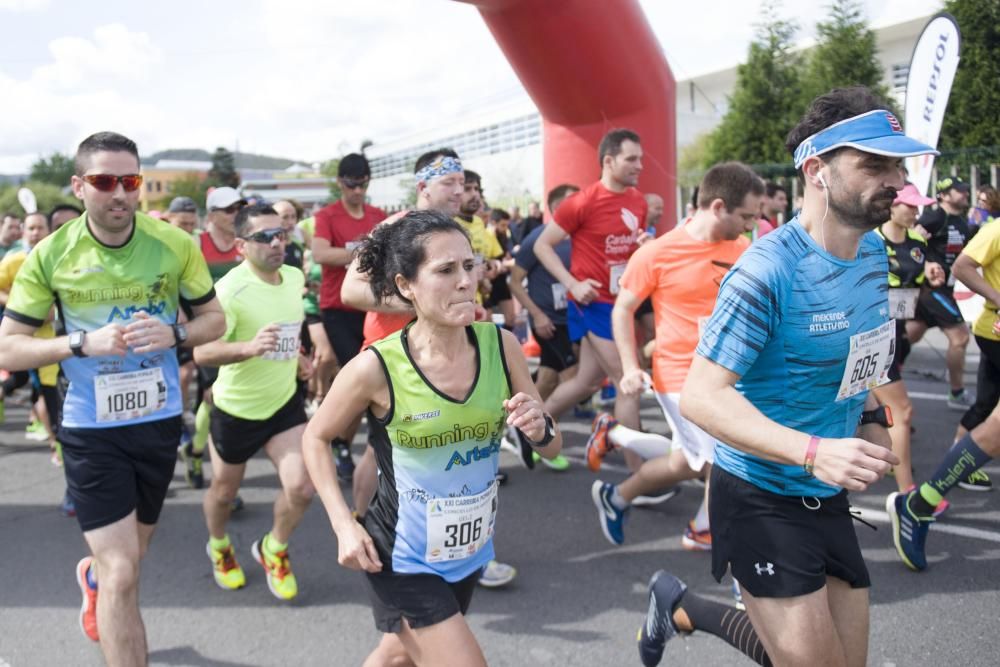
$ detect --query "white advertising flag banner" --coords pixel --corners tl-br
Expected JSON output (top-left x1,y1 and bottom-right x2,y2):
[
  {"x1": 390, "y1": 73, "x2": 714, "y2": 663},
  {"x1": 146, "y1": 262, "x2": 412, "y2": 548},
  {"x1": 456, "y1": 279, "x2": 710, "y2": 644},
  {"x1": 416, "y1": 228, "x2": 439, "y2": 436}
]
[{"x1": 904, "y1": 14, "x2": 961, "y2": 197}]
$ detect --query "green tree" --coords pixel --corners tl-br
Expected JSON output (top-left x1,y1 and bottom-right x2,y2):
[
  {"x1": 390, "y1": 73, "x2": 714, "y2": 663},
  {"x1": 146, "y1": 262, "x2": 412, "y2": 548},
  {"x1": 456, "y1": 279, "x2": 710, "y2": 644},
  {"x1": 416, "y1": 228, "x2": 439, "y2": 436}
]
[
  {"x1": 29, "y1": 152, "x2": 75, "y2": 188},
  {"x1": 207, "y1": 147, "x2": 240, "y2": 188},
  {"x1": 800, "y1": 0, "x2": 891, "y2": 110},
  {"x1": 0, "y1": 181, "x2": 79, "y2": 216},
  {"x1": 939, "y1": 0, "x2": 1000, "y2": 151},
  {"x1": 704, "y1": 1, "x2": 803, "y2": 168},
  {"x1": 321, "y1": 159, "x2": 342, "y2": 201}
]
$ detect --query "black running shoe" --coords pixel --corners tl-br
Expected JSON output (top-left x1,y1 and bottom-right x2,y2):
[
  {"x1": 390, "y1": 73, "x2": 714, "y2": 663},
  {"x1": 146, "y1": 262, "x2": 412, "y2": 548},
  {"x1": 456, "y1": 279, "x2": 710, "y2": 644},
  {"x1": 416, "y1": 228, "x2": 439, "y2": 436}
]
[{"x1": 638, "y1": 570, "x2": 687, "y2": 666}]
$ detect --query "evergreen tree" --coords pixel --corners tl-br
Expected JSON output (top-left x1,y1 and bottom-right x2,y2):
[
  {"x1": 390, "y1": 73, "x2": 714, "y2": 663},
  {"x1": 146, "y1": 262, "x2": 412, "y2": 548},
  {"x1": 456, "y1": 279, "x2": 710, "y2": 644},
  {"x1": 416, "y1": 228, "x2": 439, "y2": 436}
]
[
  {"x1": 704, "y1": 1, "x2": 803, "y2": 168},
  {"x1": 939, "y1": 0, "x2": 1000, "y2": 150},
  {"x1": 801, "y1": 0, "x2": 890, "y2": 108},
  {"x1": 207, "y1": 147, "x2": 239, "y2": 188}
]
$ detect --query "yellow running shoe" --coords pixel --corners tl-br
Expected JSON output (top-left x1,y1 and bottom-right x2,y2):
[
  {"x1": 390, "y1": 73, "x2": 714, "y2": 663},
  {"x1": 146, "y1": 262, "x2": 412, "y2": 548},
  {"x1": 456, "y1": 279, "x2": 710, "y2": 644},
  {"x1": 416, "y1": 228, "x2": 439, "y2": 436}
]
[
  {"x1": 206, "y1": 542, "x2": 246, "y2": 591},
  {"x1": 252, "y1": 534, "x2": 297, "y2": 601}
]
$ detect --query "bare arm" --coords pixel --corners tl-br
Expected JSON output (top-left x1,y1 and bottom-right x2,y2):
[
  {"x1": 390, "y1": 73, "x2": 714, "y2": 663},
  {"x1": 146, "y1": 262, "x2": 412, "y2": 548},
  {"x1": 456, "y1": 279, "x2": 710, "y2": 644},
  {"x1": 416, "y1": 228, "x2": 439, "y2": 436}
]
[
  {"x1": 953, "y1": 253, "x2": 1000, "y2": 305},
  {"x1": 183, "y1": 296, "x2": 226, "y2": 347},
  {"x1": 340, "y1": 257, "x2": 416, "y2": 315},
  {"x1": 508, "y1": 264, "x2": 554, "y2": 339},
  {"x1": 680, "y1": 355, "x2": 898, "y2": 491},
  {"x1": 311, "y1": 236, "x2": 354, "y2": 267},
  {"x1": 303, "y1": 350, "x2": 388, "y2": 572},
  {"x1": 611, "y1": 287, "x2": 650, "y2": 395},
  {"x1": 0, "y1": 297, "x2": 225, "y2": 371},
  {"x1": 500, "y1": 328, "x2": 562, "y2": 459},
  {"x1": 533, "y1": 223, "x2": 574, "y2": 286},
  {"x1": 194, "y1": 323, "x2": 281, "y2": 367}
]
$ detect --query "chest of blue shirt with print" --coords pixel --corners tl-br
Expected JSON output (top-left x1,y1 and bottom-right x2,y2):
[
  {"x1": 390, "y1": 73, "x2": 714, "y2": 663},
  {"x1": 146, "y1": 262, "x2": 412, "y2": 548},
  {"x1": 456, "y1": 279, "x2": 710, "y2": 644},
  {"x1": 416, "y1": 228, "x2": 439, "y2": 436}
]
[{"x1": 696, "y1": 218, "x2": 890, "y2": 497}]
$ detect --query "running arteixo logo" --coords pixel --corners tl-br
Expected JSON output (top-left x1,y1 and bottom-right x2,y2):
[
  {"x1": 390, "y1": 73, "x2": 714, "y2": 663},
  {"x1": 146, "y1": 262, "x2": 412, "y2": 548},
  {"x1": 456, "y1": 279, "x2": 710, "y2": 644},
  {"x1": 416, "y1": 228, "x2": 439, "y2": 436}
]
[{"x1": 754, "y1": 562, "x2": 775, "y2": 576}]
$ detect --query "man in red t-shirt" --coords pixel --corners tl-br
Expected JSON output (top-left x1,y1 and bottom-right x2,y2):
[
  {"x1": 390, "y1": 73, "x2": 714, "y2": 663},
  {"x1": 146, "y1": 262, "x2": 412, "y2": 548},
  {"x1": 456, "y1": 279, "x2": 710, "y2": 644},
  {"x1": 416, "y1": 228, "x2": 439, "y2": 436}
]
[
  {"x1": 312, "y1": 154, "x2": 386, "y2": 371},
  {"x1": 533, "y1": 128, "x2": 648, "y2": 454},
  {"x1": 310, "y1": 153, "x2": 386, "y2": 482}
]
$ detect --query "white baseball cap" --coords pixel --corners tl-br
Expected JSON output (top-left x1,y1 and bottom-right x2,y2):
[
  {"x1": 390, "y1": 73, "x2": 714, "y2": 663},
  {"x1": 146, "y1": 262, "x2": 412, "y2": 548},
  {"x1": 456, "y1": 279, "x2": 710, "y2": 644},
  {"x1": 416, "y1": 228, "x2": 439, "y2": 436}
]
[{"x1": 206, "y1": 187, "x2": 246, "y2": 211}]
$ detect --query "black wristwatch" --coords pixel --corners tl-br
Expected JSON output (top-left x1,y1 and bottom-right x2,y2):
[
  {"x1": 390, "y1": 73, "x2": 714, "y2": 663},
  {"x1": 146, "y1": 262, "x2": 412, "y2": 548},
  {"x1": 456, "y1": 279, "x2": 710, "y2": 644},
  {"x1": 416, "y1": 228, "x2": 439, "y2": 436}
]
[
  {"x1": 69, "y1": 330, "x2": 87, "y2": 358},
  {"x1": 523, "y1": 414, "x2": 557, "y2": 447},
  {"x1": 860, "y1": 405, "x2": 893, "y2": 428},
  {"x1": 172, "y1": 323, "x2": 189, "y2": 348}
]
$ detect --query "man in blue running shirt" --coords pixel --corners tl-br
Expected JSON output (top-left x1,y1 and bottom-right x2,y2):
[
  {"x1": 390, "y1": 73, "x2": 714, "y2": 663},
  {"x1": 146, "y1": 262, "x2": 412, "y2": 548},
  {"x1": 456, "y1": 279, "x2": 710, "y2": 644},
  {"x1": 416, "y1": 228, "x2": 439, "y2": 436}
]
[{"x1": 679, "y1": 87, "x2": 937, "y2": 667}]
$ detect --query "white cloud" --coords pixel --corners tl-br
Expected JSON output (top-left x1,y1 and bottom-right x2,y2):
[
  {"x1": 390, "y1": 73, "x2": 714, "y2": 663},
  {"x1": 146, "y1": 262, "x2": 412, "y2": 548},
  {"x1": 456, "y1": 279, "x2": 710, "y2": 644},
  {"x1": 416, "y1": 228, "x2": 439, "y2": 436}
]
[
  {"x1": 33, "y1": 23, "x2": 162, "y2": 90},
  {"x1": 2, "y1": 0, "x2": 944, "y2": 174}
]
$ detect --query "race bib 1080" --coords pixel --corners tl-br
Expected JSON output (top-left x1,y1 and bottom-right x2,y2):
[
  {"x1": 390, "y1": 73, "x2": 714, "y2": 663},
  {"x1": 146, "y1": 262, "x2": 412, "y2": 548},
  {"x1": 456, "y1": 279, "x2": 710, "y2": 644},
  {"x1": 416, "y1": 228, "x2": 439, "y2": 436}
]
[{"x1": 94, "y1": 368, "x2": 167, "y2": 423}]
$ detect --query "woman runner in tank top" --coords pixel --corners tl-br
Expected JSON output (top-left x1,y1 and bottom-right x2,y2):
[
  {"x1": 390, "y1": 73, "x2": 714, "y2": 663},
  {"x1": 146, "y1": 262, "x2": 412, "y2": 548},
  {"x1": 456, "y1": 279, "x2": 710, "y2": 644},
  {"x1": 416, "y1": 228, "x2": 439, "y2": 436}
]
[
  {"x1": 302, "y1": 210, "x2": 562, "y2": 667},
  {"x1": 873, "y1": 183, "x2": 944, "y2": 493}
]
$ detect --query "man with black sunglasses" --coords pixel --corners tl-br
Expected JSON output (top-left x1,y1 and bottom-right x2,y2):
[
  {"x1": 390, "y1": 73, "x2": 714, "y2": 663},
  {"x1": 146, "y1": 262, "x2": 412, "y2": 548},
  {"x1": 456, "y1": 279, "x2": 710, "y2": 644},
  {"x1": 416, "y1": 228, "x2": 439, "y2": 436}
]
[
  {"x1": 195, "y1": 203, "x2": 315, "y2": 602},
  {"x1": 181, "y1": 186, "x2": 248, "y2": 490},
  {"x1": 0, "y1": 131, "x2": 225, "y2": 665},
  {"x1": 311, "y1": 153, "x2": 386, "y2": 481}
]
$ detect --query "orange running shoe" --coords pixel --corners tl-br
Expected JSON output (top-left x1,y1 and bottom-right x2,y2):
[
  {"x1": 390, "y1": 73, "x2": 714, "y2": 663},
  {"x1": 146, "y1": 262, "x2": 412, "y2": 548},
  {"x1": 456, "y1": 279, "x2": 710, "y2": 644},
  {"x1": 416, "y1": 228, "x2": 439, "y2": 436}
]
[
  {"x1": 585, "y1": 412, "x2": 617, "y2": 472},
  {"x1": 681, "y1": 521, "x2": 712, "y2": 552},
  {"x1": 75, "y1": 557, "x2": 99, "y2": 642}
]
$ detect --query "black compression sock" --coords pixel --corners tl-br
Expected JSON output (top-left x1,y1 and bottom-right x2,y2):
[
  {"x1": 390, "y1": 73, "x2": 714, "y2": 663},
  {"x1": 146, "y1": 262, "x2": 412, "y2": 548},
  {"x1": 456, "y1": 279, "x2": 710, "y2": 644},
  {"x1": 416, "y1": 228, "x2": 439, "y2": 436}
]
[{"x1": 681, "y1": 592, "x2": 772, "y2": 667}]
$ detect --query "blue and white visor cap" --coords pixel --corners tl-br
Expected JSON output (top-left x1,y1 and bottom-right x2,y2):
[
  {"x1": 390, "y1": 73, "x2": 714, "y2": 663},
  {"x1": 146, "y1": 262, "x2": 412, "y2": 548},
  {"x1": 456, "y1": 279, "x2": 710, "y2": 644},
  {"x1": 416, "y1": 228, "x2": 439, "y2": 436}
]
[{"x1": 793, "y1": 110, "x2": 939, "y2": 169}]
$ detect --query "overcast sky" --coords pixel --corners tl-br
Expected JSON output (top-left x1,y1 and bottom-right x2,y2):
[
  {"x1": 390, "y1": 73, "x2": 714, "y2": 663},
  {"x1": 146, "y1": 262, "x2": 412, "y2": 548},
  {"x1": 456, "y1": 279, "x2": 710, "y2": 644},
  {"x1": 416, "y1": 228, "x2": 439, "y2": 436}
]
[{"x1": 1, "y1": 0, "x2": 940, "y2": 173}]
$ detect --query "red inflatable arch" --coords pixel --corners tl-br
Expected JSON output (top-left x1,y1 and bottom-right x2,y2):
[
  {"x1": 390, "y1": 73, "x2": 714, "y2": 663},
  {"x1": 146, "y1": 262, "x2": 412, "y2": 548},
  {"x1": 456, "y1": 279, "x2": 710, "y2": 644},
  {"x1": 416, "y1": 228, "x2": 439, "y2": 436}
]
[{"x1": 460, "y1": 0, "x2": 677, "y2": 232}]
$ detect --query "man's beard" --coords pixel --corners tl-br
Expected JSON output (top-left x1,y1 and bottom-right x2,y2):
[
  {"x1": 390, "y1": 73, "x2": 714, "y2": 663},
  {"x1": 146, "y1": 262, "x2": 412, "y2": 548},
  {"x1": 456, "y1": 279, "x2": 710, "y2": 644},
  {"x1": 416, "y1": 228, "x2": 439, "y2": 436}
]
[{"x1": 828, "y1": 188, "x2": 897, "y2": 230}]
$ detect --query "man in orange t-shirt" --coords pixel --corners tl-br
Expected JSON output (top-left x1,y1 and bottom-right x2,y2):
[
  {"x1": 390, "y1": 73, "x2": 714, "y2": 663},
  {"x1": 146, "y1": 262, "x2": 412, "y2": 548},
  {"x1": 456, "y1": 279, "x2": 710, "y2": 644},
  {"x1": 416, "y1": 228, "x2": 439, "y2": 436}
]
[{"x1": 587, "y1": 162, "x2": 764, "y2": 549}]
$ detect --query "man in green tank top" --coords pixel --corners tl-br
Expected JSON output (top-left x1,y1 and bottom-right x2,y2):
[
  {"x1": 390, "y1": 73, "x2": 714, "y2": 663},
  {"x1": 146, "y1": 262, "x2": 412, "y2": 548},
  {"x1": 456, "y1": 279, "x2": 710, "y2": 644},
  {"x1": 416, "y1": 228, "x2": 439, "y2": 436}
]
[{"x1": 193, "y1": 204, "x2": 315, "y2": 601}]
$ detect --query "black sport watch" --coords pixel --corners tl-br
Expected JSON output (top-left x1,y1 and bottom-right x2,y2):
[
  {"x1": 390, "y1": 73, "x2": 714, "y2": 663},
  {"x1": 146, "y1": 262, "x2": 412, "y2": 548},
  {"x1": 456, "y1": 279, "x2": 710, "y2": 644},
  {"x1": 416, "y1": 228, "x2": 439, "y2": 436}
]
[
  {"x1": 523, "y1": 414, "x2": 557, "y2": 447},
  {"x1": 172, "y1": 323, "x2": 189, "y2": 347},
  {"x1": 859, "y1": 405, "x2": 893, "y2": 428}
]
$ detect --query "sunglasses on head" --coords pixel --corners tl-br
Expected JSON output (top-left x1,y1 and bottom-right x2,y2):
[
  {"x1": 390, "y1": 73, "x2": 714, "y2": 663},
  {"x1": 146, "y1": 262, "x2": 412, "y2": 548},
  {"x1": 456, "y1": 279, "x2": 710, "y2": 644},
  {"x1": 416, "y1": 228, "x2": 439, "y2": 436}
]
[
  {"x1": 242, "y1": 228, "x2": 287, "y2": 244},
  {"x1": 341, "y1": 177, "x2": 369, "y2": 190},
  {"x1": 83, "y1": 174, "x2": 143, "y2": 193}
]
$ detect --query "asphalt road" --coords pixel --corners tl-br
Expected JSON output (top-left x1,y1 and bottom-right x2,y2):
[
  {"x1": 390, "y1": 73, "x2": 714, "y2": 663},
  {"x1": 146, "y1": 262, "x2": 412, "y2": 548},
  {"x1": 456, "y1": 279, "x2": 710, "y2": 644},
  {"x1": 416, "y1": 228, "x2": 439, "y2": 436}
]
[{"x1": 1, "y1": 330, "x2": 997, "y2": 666}]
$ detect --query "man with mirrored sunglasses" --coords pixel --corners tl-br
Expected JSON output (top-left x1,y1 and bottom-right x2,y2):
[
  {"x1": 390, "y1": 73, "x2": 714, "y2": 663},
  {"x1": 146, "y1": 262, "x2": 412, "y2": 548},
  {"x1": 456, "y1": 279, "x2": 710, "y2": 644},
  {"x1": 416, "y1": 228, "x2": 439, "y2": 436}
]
[{"x1": 0, "y1": 131, "x2": 225, "y2": 664}]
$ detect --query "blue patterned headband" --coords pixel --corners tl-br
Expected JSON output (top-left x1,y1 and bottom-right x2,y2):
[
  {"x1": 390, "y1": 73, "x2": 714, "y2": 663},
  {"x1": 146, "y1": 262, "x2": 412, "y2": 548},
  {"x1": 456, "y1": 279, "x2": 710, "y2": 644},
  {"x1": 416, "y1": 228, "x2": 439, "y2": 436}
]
[
  {"x1": 792, "y1": 110, "x2": 938, "y2": 169},
  {"x1": 415, "y1": 156, "x2": 463, "y2": 184}
]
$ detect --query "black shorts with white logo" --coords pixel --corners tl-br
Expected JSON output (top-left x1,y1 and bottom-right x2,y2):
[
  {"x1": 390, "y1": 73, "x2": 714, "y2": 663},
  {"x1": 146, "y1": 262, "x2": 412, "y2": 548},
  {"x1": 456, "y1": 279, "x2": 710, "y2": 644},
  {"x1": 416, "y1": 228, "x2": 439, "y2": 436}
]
[
  {"x1": 533, "y1": 324, "x2": 577, "y2": 372},
  {"x1": 210, "y1": 392, "x2": 307, "y2": 464},
  {"x1": 61, "y1": 416, "x2": 182, "y2": 532},
  {"x1": 709, "y1": 465, "x2": 870, "y2": 598},
  {"x1": 364, "y1": 568, "x2": 479, "y2": 633}
]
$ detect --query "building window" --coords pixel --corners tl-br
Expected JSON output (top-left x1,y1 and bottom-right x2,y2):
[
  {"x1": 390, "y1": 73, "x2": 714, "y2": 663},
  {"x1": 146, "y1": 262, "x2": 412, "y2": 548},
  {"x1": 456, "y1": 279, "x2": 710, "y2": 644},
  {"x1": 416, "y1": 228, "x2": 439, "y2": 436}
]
[{"x1": 892, "y1": 63, "x2": 909, "y2": 95}]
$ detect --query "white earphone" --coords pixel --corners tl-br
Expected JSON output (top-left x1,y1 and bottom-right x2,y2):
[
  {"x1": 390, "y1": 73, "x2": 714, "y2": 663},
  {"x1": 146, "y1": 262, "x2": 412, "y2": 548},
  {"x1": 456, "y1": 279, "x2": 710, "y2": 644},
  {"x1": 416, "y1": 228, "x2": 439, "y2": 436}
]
[{"x1": 818, "y1": 171, "x2": 828, "y2": 190}]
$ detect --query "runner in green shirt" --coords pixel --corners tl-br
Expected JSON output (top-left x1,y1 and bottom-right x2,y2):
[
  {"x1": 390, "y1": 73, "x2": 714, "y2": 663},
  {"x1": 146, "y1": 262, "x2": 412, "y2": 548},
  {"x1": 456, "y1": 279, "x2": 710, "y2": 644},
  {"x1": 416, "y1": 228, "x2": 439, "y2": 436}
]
[{"x1": 193, "y1": 203, "x2": 314, "y2": 601}]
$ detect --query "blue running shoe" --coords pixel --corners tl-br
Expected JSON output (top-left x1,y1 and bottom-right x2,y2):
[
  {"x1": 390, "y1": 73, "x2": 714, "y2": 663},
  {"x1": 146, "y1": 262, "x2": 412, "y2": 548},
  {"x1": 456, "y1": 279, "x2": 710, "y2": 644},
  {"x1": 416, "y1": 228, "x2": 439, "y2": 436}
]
[
  {"x1": 887, "y1": 490, "x2": 933, "y2": 571},
  {"x1": 638, "y1": 570, "x2": 687, "y2": 667},
  {"x1": 591, "y1": 480, "x2": 628, "y2": 545}
]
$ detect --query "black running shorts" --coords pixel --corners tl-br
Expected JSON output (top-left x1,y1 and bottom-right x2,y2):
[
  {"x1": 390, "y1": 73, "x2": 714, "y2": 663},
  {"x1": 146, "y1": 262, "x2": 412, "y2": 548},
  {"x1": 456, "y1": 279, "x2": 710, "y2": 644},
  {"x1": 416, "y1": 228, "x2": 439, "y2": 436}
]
[
  {"x1": 321, "y1": 308, "x2": 366, "y2": 366},
  {"x1": 364, "y1": 568, "x2": 478, "y2": 633},
  {"x1": 914, "y1": 286, "x2": 965, "y2": 329},
  {"x1": 61, "y1": 416, "x2": 182, "y2": 532},
  {"x1": 533, "y1": 324, "x2": 577, "y2": 372},
  {"x1": 210, "y1": 392, "x2": 307, "y2": 464},
  {"x1": 709, "y1": 466, "x2": 870, "y2": 598}
]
